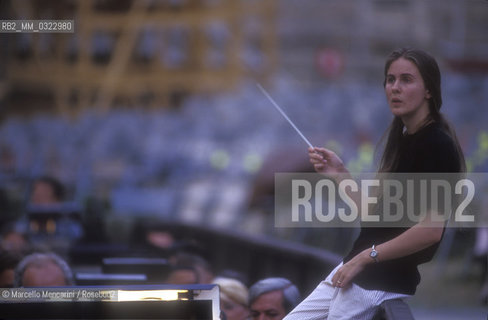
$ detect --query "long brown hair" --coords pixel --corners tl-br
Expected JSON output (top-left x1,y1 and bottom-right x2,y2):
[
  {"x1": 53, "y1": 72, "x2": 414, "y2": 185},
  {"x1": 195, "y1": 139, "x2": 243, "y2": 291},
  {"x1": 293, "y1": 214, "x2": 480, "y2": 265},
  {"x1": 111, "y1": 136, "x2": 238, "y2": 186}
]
[{"x1": 378, "y1": 48, "x2": 466, "y2": 172}]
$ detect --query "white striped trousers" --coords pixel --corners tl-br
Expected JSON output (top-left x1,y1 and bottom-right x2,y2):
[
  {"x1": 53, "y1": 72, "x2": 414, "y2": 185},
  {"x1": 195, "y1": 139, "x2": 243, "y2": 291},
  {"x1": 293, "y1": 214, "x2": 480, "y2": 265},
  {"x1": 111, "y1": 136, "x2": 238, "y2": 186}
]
[{"x1": 283, "y1": 263, "x2": 411, "y2": 320}]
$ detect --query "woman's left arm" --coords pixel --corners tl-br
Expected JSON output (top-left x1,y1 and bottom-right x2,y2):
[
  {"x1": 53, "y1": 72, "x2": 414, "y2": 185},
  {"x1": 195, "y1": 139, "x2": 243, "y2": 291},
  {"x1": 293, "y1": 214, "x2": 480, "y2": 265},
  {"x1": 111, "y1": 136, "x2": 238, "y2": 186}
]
[{"x1": 331, "y1": 215, "x2": 444, "y2": 288}]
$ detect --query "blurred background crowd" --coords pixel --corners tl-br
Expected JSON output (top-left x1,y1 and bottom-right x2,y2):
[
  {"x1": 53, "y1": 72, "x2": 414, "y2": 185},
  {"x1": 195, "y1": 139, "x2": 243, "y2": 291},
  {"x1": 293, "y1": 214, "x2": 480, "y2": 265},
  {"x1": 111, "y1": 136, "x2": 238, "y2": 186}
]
[{"x1": 0, "y1": 0, "x2": 488, "y2": 319}]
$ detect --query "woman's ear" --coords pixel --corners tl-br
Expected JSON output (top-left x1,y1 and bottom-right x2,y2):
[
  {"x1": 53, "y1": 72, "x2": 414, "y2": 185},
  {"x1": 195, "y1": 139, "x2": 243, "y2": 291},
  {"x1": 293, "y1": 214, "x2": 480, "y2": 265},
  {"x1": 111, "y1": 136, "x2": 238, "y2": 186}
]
[{"x1": 425, "y1": 89, "x2": 432, "y2": 99}]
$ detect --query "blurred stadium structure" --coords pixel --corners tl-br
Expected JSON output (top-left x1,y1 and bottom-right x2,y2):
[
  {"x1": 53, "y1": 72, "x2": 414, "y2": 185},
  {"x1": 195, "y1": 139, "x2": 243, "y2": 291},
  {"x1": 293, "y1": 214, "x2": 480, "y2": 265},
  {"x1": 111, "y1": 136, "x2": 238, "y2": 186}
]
[
  {"x1": 0, "y1": 0, "x2": 277, "y2": 115},
  {"x1": 0, "y1": 0, "x2": 488, "y2": 317},
  {"x1": 1, "y1": 0, "x2": 488, "y2": 115}
]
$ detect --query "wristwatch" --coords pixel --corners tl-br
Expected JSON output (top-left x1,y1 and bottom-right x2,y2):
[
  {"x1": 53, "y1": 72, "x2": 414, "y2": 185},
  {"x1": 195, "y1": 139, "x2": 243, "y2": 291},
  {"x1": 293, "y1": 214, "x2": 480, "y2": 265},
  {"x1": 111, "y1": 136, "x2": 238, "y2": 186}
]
[{"x1": 370, "y1": 245, "x2": 379, "y2": 263}]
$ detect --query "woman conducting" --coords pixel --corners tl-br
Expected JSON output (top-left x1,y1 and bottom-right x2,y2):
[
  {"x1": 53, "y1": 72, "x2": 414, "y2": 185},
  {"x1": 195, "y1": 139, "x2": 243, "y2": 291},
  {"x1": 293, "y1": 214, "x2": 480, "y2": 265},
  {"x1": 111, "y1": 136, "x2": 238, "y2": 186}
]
[{"x1": 284, "y1": 48, "x2": 465, "y2": 319}]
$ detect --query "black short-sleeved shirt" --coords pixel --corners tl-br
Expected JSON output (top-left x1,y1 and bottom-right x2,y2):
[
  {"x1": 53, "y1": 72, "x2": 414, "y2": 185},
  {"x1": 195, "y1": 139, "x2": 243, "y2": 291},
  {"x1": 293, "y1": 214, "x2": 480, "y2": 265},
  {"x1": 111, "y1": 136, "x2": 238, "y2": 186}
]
[{"x1": 343, "y1": 121, "x2": 462, "y2": 295}]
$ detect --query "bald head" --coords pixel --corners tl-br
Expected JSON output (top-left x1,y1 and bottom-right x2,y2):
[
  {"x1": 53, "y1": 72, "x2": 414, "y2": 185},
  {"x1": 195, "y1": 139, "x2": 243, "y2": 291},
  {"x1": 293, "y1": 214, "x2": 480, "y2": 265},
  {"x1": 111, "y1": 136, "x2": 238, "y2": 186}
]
[
  {"x1": 14, "y1": 253, "x2": 73, "y2": 287},
  {"x1": 23, "y1": 260, "x2": 67, "y2": 287}
]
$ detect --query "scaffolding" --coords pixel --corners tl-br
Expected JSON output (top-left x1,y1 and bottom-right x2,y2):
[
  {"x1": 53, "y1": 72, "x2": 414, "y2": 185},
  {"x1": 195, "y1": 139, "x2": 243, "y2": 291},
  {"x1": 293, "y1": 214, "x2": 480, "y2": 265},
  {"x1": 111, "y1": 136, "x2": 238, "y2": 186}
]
[{"x1": 3, "y1": 0, "x2": 277, "y2": 116}]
